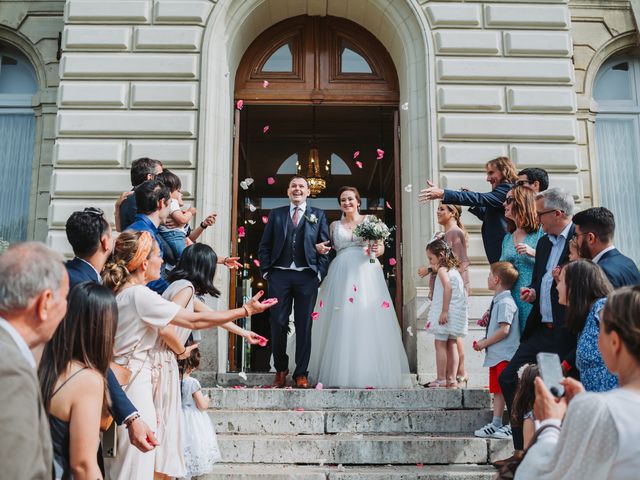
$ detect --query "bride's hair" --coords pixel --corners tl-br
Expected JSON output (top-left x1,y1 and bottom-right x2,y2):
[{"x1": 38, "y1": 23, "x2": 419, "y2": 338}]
[{"x1": 337, "y1": 186, "x2": 361, "y2": 209}]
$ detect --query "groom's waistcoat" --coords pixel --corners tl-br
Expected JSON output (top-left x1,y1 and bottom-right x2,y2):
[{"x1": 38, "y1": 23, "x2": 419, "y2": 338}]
[{"x1": 274, "y1": 215, "x2": 308, "y2": 269}]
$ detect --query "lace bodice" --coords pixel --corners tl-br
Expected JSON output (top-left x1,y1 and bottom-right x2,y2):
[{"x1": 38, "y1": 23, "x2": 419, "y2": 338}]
[{"x1": 331, "y1": 220, "x2": 366, "y2": 252}]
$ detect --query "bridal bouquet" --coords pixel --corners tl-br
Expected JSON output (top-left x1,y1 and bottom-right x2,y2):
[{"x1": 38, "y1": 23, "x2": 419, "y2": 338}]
[{"x1": 354, "y1": 216, "x2": 391, "y2": 263}]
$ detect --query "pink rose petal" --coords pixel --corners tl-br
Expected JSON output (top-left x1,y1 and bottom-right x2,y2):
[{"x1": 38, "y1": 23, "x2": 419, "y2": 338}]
[
  {"x1": 261, "y1": 215, "x2": 269, "y2": 224},
  {"x1": 319, "y1": 299, "x2": 324, "y2": 308},
  {"x1": 385, "y1": 201, "x2": 392, "y2": 209},
  {"x1": 262, "y1": 80, "x2": 269, "y2": 88},
  {"x1": 311, "y1": 312, "x2": 320, "y2": 321},
  {"x1": 315, "y1": 382, "x2": 323, "y2": 390},
  {"x1": 365, "y1": 385, "x2": 375, "y2": 390},
  {"x1": 257, "y1": 336, "x2": 268, "y2": 347},
  {"x1": 236, "y1": 99, "x2": 244, "y2": 110},
  {"x1": 348, "y1": 297, "x2": 354, "y2": 304},
  {"x1": 425, "y1": 322, "x2": 431, "y2": 329},
  {"x1": 353, "y1": 284, "x2": 357, "y2": 292},
  {"x1": 267, "y1": 177, "x2": 275, "y2": 185},
  {"x1": 263, "y1": 125, "x2": 270, "y2": 133},
  {"x1": 294, "y1": 407, "x2": 305, "y2": 412},
  {"x1": 376, "y1": 148, "x2": 384, "y2": 160},
  {"x1": 355, "y1": 160, "x2": 363, "y2": 169},
  {"x1": 416, "y1": 463, "x2": 424, "y2": 468},
  {"x1": 381, "y1": 301, "x2": 390, "y2": 309},
  {"x1": 389, "y1": 258, "x2": 397, "y2": 266},
  {"x1": 253, "y1": 259, "x2": 261, "y2": 267},
  {"x1": 238, "y1": 226, "x2": 245, "y2": 238},
  {"x1": 353, "y1": 151, "x2": 360, "y2": 159}
]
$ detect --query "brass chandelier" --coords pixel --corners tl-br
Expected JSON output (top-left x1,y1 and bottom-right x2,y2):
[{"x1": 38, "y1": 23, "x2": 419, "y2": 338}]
[{"x1": 296, "y1": 106, "x2": 330, "y2": 197}]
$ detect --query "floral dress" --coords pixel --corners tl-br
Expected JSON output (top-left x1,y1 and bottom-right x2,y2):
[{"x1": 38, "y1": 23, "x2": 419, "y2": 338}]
[
  {"x1": 500, "y1": 228, "x2": 544, "y2": 332},
  {"x1": 576, "y1": 298, "x2": 618, "y2": 392}
]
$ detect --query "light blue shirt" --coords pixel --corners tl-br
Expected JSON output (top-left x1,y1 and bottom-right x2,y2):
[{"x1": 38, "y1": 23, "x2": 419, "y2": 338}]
[
  {"x1": 484, "y1": 290, "x2": 520, "y2": 367},
  {"x1": 539, "y1": 222, "x2": 573, "y2": 324}
]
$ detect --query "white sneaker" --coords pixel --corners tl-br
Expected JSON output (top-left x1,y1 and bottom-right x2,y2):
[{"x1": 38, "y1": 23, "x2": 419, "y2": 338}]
[
  {"x1": 474, "y1": 423, "x2": 498, "y2": 438},
  {"x1": 492, "y1": 424, "x2": 513, "y2": 439}
]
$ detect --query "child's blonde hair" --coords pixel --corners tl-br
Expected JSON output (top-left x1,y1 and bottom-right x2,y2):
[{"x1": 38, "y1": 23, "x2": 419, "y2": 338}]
[
  {"x1": 426, "y1": 238, "x2": 459, "y2": 270},
  {"x1": 490, "y1": 262, "x2": 519, "y2": 290}
]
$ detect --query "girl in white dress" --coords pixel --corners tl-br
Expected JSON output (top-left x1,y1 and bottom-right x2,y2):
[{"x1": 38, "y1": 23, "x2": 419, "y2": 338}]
[
  {"x1": 102, "y1": 231, "x2": 276, "y2": 480},
  {"x1": 424, "y1": 238, "x2": 468, "y2": 388},
  {"x1": 179, "y1": 348, "x2": 221, "y2": 479},
  {"x1": 308, "y1": 186, "x2": 411, "y2": 388}
]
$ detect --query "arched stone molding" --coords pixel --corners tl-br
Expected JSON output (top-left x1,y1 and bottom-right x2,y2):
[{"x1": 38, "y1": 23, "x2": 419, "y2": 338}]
[{"x1": 198, "y1": 0, "x2": 437, "y2": 373}]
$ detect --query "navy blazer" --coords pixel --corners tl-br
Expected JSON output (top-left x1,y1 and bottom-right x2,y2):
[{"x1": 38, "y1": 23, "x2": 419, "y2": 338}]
[
  {"x1": 522, "y1": 224, "x2": 576, "y2": 341},
  {"x1": 442, "y1": 183, "x2": 512, "y2": 263},
  {"x1": 258, "y1": 205, "x2": 330, "y2": 280},
  {"x1": 597, "y1": 248, "x2": 640, "y2": 288},
  {"x1": 119, "y1": 191, "x2": 137, "y2": 232},
  {"x1": 65, "y1": 258, "x2": 137, "y2": 425}
]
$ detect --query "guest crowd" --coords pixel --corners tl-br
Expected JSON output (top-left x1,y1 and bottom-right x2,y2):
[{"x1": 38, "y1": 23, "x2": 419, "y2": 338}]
[{"x1": 1, "y1": 154, "x2": 639, "y2": 479}]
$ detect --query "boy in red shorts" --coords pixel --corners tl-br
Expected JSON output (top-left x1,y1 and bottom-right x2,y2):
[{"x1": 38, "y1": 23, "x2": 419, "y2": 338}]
[{"x1": 473, "y1": 262, "x2": 520, "y2": 439}]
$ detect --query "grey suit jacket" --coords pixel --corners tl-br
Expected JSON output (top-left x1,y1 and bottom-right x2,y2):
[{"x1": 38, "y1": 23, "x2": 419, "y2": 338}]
[{"x1": 0, "y1": 327, "x2": 53, "y2": 480}]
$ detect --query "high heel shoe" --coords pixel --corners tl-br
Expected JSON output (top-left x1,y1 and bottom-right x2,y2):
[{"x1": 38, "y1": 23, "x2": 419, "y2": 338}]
[
  {"x1": 456, "y1": 374, "x2": 469, "y2": 388},
  {"x1": 423, "y1": 379, "x2": 447, "y2": 388}
]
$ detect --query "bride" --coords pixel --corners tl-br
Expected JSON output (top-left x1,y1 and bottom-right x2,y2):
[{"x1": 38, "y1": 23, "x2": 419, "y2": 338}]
[{"x1": 308, "y1": 186, "x2": 412, "y2": 388}]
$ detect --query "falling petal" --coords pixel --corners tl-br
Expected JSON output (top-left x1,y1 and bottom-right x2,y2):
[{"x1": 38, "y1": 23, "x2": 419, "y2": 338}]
[
  {"x1": 311, "y1": 312, "x2": 320, "y2": 321},
  {"x1": 263, "y1": 80, "x2": 269, "y2": 88},
  {"x1": 376, "y1": 148, "x2": 385, "y2": 160},
  {"x1": 245, "y1": 177, "x2": 254, "y2": 186},
  {"x1": 389, "y1": 258, "x2": 397, "y2": 266},
  {"x1": 294, "y1": 407, "x2": 305, "y2": 412},
  {"x1": 416, "y1": 463, "x2": 424, "y2": 468},
  {"x1": 267, "y1": 177, "x2": 275, "y2": 185},
  {"x1": 257, "y1": 335, "x2": 268, "y2": 347},
  {"x1": 353, "y1": 151, "x2": 360, "y2": 159},
  {"x1": 248, "y1": 219, "x2": 256, "y2": 225},
  {"x1": 353, "y1": 284, "x2": 357, "y2": 292},
  {"x1": 238, "y1": 226, "x2": 245, "y2": 238},
  {"x1": 319, "y1": 299, "x2": 324, "y2": 308},
  {"x1": 404, "y1": 184, "x2": 412, "y2": 193},
  {"x1": 240, "y1": 180, "x2": 249, "y2": 190},
  {"x1": 261, "y1": 215, "x2": 269, "y2": 224},
  {"x1": 248, "y1": 203, "x2": 257, "y2": 212},
  {"x1": 315, "y1": 382, "x2": 323, "y2": 390},
  {"x1": 407, "y1": 326, "x2": 414, "y2": 337},
  {"x1": 385, "y1": 201, "x2": 392, "y2": 210},
  {"x1": 365, "y1": 385, "x2": 375, "y2": 390},
  {"x1": 263, "y1": 125, "x2": 270, "y2": 133},
  {"x1": 401, "y1": 102, "x2": 409, "y2": 111},
  {"x1": 381, "y1": 301, "x2": 390, "y2": 309},
  {"x1": 425, "y1": 322, "x2": 431, "y2": 329},
  {"x1": 238, "y1": 371, "x2": 247, "y2": 381},
  {"x1": 253, "y1": 259, "x2": 261, "y2": 267},
  {"x1": 348, "y1": 298, "x2": 354, "y2": 304},
  {"x1": 337, "y1": 464, "x2": 345, "y2": 472},
  {"x1": 236, "y1": 99, "x2": 244, "y2": 110},
  {"x1": 355, "y1": 160, "x2": 363, "y2": 169}
]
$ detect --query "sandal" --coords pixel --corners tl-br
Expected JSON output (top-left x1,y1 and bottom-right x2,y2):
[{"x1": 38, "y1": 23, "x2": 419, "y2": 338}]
[
  {"x1": 424, "y1": 379, "x2": 447, "y2": 388},
  {"x1": 456, "y1": 374, "x2": 469, "y2": 388},
  {"x1": 446, "y1": 381, "x2": 459, "y2": 389}
]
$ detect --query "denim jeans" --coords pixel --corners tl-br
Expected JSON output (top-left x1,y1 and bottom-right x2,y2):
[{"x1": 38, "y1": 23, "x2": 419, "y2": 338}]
[{"x1": 159, "y1": 229, "x2": 187, "y2": 262}]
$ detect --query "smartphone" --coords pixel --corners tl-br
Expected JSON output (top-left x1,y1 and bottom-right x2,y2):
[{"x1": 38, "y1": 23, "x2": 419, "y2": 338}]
[
  {"x1": 102, "y1": 422, "x2": 117, "y2": 457},
  {"x1": 537, "y1": 352, "x2": 565, "y2": 398}
]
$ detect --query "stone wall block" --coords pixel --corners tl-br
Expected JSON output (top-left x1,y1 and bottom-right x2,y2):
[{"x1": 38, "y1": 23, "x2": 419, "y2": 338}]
[
  {"x1": 507, "y1": 87, "x2": 576, "y2": 112},
  {"x1": 134, "y1": 26, "x2": 202, "y2": 51},
  {"x1": 437, "y1": 86, "x2": 505, "y2": 112},
  {"x1": 56, "y1": 111, "x2": 197, "y2": 137},
  {"x1": 484, "y1": 4, "x2": 570, "y2": 29},
  {"x1": 439, "y1": 114, "x2": 577, "y2": 142},
  {"x1": 20, "y1": 15, "x2": 65, "y2": 44},
  {"x1": 437, "y1": 58, "x2": 574, "y2": 84},
  {"x1": 127, "y1": 140, "x2": 196, "y2": 167},
  {"x1": 63, "y1": 26, "x2": 132, "y2": 50},
  {"x1": 60, "y1": 53, "x2": 199, "y2": 79},
  {"x1": 504, "y1": 31, "x2": 572, "y2": 57},
  {"x1": 49, "y1": 199, "x2": 118, "y2": 228},
  {"x1": 425, "y1": 3, "x2": 482, "y2": 29},
  {"x1": 439, "y1": 143, "x2": 509, "y2": 169},
  {"x1": 153, "y1": 0, "x2": 214, "y2": 25},
  {"x1": 434, "y1": 30, "x2": 501, "y2": 55},
  {"x1": 65, "y1": 1, "x2": 151, "y2": 23},
  {"x1": 59, "y1": 82, "x2": 129, "y2": 108},
  {"x1": 54, "y1": 139, "x2": 126, "y2": 167},
  {"x1": 510, "y1": 144, "x2": 580, "y2": 170},
  {"x1": 130, "y1": 82, "x2": 198, "y2": 108}
]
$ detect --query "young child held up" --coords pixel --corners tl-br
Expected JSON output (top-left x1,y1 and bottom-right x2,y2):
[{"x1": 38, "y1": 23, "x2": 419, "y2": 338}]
[
  {"x1": 424, "y1": 238, "x2": 468, "y2": 388},
  {"x1": 473, "y1": 261, "x2": 520, "y2": 439},
  {"x1": 179, "y1": 347, "x2": 222, "y2": 479},
  {"x1": 157, "y1": 169, "x2": 196, "y2": 261}
]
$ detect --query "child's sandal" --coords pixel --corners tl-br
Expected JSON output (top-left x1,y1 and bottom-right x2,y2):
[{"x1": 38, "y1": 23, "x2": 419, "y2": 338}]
[{"x1": 424, "y1": 379, "x2": 447, "y2": 388}]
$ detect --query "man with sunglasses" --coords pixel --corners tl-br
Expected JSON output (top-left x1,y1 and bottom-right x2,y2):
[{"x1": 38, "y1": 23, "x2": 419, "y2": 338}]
[
  {"x1": 516, "y1": 168, "x2": 549, "y2": 193},
  {"x1": 496, "y1": 188, "x2": 576, "y2": 466},
  {"x1": 65, "y1": 208, "x2": 159, "y2": 454}
]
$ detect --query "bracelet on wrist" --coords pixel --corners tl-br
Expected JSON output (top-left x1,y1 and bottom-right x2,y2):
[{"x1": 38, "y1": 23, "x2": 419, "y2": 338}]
[
  {"x1": 200, "y1": 221, "x2": 208, "y2": 229},
  {"x1": 124, "y1": 413, "x2": 140, "y2": 429},
  {"x1": 242, "y1": 305, "x2": 250, "y2": 317},
  {"x1": 179, "y1": 346, "x2": 187, "y2": 356}
]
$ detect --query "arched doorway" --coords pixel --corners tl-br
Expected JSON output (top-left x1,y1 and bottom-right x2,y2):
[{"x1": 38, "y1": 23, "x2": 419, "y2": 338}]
[{"x1": 228, "y1": 16, "x2": 402, "y2": 372}]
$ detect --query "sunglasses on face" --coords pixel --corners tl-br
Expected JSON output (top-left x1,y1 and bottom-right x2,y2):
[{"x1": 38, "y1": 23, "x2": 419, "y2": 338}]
[
  {"x1": 516, "y1": 180, "x2": 531, "y2": 187},
  {"x1": 504, "y1": 197, "x2": 515, "y2": 205}
]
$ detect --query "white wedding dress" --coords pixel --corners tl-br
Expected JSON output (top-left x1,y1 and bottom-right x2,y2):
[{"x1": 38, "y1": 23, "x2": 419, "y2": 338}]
[{"x1": 308, "y1": 220, "x2": 412, "y2": 388}]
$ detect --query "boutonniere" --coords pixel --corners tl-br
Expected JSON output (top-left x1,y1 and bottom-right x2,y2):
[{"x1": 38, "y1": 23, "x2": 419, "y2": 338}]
[{"x1": 305, "y1": 213, "x2": 318, "y2": 224}]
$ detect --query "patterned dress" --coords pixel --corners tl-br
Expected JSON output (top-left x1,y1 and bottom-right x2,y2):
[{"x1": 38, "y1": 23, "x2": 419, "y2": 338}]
[
  {"x1": 576, "y1": 298, "x2": 618, "y2": 392},
  {"x1": 500, "y1": 228, "x2": 544, "y2": 332}
]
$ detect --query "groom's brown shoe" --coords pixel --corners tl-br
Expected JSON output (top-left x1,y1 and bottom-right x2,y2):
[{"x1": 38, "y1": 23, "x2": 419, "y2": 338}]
[
  {"x1": 272, "y1": 369, "x2": 289, "y2": 388},
  {"x1": 294, "y1": 375, "x2": 310, "y2": 389}
]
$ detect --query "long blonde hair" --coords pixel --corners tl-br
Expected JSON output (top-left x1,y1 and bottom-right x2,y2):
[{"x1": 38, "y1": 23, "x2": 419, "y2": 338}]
[{"x1": 487, "y1": 156, "x2": 518, "y2": 184}]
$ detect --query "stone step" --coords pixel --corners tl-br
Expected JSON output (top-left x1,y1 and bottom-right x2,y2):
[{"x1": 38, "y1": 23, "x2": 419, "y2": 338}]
[
  {"x1": 213, "y1": 373, "x2": 421, "y2": 388},
  {"x1": 205, "y1": 388, "x2": 490, "y2": 411},
  {"x1": 202, "y1": 464, "x2": 497, "y2": 479},
  {"x1": 210, "y1": 409, "x2": 494, "y2": 434},
  {"x1": 217, "y1": 434, "x2": 511, "y2": 464}
]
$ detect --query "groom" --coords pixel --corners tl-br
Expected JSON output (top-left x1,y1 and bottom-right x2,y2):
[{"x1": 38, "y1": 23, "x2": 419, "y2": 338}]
[{"x1": 258, "y1": 175, "x2": 330, "y2": 388}]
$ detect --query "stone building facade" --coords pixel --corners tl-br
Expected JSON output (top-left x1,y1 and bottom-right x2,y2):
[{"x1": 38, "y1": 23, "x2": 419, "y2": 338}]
[{"x1": 1, "y1": 0, "x2": 638, "y2": 381}]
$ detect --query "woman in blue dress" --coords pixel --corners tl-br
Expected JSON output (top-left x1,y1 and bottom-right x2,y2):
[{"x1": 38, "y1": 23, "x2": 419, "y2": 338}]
[
  {"x1": 499, "y1": 186, "x2": 543, "y2": 332},
  {"x1": 557, "y1": 260, "x2": 617, "y2": 392}
]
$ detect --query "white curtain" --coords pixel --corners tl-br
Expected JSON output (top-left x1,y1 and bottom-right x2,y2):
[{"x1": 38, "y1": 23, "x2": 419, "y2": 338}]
[
  {"x1": 0, "y1": 114, "x2": 36, "y2": 243},
  {"x1": 595, "y1": 116, "x2": 640, "y2": 264}
]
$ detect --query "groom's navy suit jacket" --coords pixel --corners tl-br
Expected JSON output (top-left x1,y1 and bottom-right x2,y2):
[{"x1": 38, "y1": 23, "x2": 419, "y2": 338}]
[
  {"x1": 65, "y1": 257, "x2": 137, "y2": 424},
  {"x1": 258, "y1": 205, "x2": 330, "y2": 280}
]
